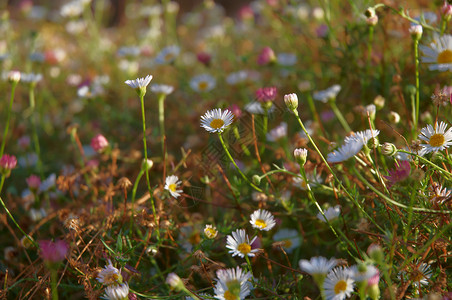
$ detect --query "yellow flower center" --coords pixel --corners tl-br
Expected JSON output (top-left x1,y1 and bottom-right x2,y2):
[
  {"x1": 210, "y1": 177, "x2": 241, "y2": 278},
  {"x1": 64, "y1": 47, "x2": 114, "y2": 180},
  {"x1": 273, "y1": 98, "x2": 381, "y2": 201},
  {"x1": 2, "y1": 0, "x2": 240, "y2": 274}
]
[
  {"x1": 169, "y1": 183, "x2": 177, "y2": 192},
  {"x1": 198, "y1": 81, "x2": 208, "y2": 91},
  {"x1": 210, "y1": 119, "x2": 224, "y2": 129},
  {"x1": 283, "y1": 239, "x2": 293, "y2": 248},
  {"x1": 205, "y1": 228, "x2": 217, "y2": 238},
  {"x1": 429, "y1": 133, "x2": 445, "y2": 147},
  {"x1": 237, "y1": 242, "x2": 251, "y2": 255},
  {"x1": 437, "y1": 49, "x2": 452, "y2": 64},
  {"x1": 103, "y1": 273, "x2": 121, "y2": 285},
  {"x1": 224, "y1": 291, "x2": 238, "y2": 300},
  {"x1": 254, "y1": 219, "x2": 267, "y2": 229},
  {"x1": 334, "y1": 280, "x2": 347, "y2": 294}
]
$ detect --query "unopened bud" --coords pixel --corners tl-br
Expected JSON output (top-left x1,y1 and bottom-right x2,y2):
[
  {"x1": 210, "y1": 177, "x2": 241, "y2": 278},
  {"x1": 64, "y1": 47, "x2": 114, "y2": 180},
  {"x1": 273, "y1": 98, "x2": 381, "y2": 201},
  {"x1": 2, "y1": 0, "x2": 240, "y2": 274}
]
[
  {"x1": 284, "y1": 93, "x2": 299, "y2": 111},
  {"x1": 388, "y1": 111, "x2": 400, "y2": 124},
  {"x1": 252, "y1": 175, "x2": 261, "y2": 185},
  {"x1": 409, "y1": 24, "x2": 423, "y2": 41},
  {"x1": 373, "y1": 95, "x2": 385, "y2": 109},
  {"x1": 367, "y1": 244, "x2": 384, "y2": 262},
  {"x1": 166, "y1": 273, "x2": 184, "y2": 291},
  {"x1": 294, "y1": 148, "x2": 308, "y2": 166},
  {"x1": 381, "y1": 143, "x2": 397, "y2": 156},
  {"x1": 405, "y1": 84, "x2": 417, "y2": 95},
  {"x1": 142, "y1": 159, "x2": 154, "y2": 171},
  {"x1": 7, "y1": 70, "x2": 21, "y2": 83}
]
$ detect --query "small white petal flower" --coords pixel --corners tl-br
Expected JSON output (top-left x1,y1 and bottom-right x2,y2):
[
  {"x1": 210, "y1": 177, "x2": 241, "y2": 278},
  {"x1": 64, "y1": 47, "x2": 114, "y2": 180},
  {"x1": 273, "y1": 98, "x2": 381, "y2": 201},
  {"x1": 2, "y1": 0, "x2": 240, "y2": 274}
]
[
  {"x1": 124, "y1": 75, "x2": 153, "y2": 90},
  {"x1": 213, "y1": 267, "x2": 253, "y2": 300},
  {"x1": 317, "y1": 205, "x2": 341, "y2": 223},
  {"x1": 103, "y1": 283, "x2": 129, "y2": 300},
  {"x1": 418, "y1": 121, "x2": 452, "y2": 155},
  {"x1": 200, "y1": 109, "x2": 234, "y2": 133},
  {"x1": 420, "y1": 33, "x2": 452, "y2": 71},
  {"x1": 155, "y1": 45, "x2": 180, "y2": 64},
  {"x1": 250, "y1": 209, "x2": 276, "y2": 231},
  {"x1": 299, "y1": 256, "x2": 337, "y2": 276},
  {"x1": 349, "y1": 264, "x2": 379, "y2": 282},
  {"x1": 97, "y1": 260, "x2": 122, "y2": 286},
  {"x1": 150, "y1": 84, "x2": 174, "y2": 95},
  {"x1": 323, "y1": 267, "x2": 355, "y2": 300},
  {"x1": 313, "y1": 85, "x2": 341, "y2": 103},
  {"x1": 327, "y1": 140, "x2": 363, "y2": 163},
  {"x1": 164, "y1": 175, "x2": 183, "y2": 198},
  {"x1": 226, "y1": 229, "x2": 258, "y2": 258},
  {"x1": 266, "y1": 122, "x2": 287, "y2": 142},
  {"x1": 273, "y1": 228, "x2": 301, "y2": 253},
  {"x1": 204, "y1": 224, "x2": 218, "y2": 239},
  {"x1": 190, "y1": 74, "x2": 216, "y2": 92},
  {"x1": 21, "y1": 73, "x2": 43, "y2": 84},
  {"x1": 277, "y1": 52, "x2": 297, "y2": 66}
]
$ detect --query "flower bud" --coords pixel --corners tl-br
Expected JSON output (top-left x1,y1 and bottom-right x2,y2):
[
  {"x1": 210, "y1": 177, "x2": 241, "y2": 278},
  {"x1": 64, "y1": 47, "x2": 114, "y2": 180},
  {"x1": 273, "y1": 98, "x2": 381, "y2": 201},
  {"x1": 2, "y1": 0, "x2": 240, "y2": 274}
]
[
  {"x1": 166, "y1": 273, "x2": 184, "y2": 291},
  {"x1": 91, "y1": 134, "x2": 109, "y2": 153},
  {"x1": 7, "y1": 70, "x2": 21, "y2": 83},
  {"x1": 405, "y1": 84, "x2": 417, "y2": 95},
  {"x1": 294, "y1": 148, "x2": 308, "y2": 166},
  {"x1": 409, "y1": 24, "x2": 423, "y2": 41},
  {"x1": 252, "y1": 175, "x2": 261, "y2": 185},
  {"x1": 0, "y1": 154, "x2": 17, "y2": 177},
  {"x1": 204, "y1": 224, "x2": 218, "y2": 239},
  {"x1": 388, "y1": 111, "x2": 400, "y2": 124},
  {"x1": 284, "y1": 93, "x2": 299, "y2": 111},
  {"x1": 142, "y1": 159, "x2": 154, "y2": 171},
  {"x1": 373, "y1": 95, "x2": 385, "y2": 109},
  {"x1": 441, "y1": 1, "x2": 452, "y2": 20},
  {"x1": 367, "y1": 244, "x2": 384, "y2": 263},
  {"x1": 381, "y1": 143, "x2": 397, "y2": 156}
]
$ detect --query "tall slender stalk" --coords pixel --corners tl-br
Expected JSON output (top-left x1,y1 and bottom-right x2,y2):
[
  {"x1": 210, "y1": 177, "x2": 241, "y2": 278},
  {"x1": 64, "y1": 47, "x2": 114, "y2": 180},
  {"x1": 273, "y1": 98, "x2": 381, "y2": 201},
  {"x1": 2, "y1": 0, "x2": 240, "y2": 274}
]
[
  {"x1": 139, "y1": 94, "x2": 160, "y2": 240},
  {"x1": 29, "y1": 87, "x2": 43, "y2": 177},
  {"x1": 217, "y1": 133, "x2": 263, "y2": 192},
  {"x1": 0, "y1": 81, "x2": 18, "y2": 158},
  {"x1": 414, "y1": 38, "x2": 420, "y2": 132},
  {"x1": 329, "y1": 100, "x2": 351, "y2": 133}
]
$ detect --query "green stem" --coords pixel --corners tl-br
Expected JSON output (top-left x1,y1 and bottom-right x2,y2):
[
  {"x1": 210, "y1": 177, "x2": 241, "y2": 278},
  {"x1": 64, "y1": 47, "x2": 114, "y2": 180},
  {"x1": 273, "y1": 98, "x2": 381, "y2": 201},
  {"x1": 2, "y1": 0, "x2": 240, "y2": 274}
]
[
  {"x1": 329, "y1": 100, "x2": 351, "y2": 133},
  {"x1": 139, "y1": 95, "x2": 160, "y2": 241},
  {"x1": 50, "y1": 268, "x2": 58, "y2": 300},
  {"x1": 305, "y1": 93, "x2": 324, "y2": 136},
  {"x1": 129, "y1": 169, "x2": 144, "y2": 234},
  {"x1": 399, "y1": 150, "x2": 452, "y2": 180},
  {"x1": 0, "y1": 82, "x2": 17, "y2": 158},
  {"x1": 245, "y1": 255, "x2": 254, "y2": 277},
  {"x1": 233, "y1": 126, "x2": 251, "y2": 156},
  {"x1": 414, "y1": 39, "x2": 420, "y2": 134},
  {"x1": 158, "y1": 94, "x2": 166, "y2": 156},
  {"x1": 0, "y1": 178, "x2": 37, "y2": 247},
  {"x1": 299, "y1": 167, "x2": 356, "y2": 257},
  {"x1": 217, "y1": 133, "x2": 263, "y2": 192},
  {"x1": 29, "y1": 87, "x2": 44, "y2": 177}
]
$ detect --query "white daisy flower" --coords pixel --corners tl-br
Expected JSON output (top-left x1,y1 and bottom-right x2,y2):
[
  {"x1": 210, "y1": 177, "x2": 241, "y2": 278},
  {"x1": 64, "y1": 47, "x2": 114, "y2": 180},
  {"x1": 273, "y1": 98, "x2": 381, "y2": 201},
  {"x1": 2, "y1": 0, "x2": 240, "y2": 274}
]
[
  {"x1": 418, "y1": 121, "x2": 452, "y2": 155},
  {"x1": 124, "y1": 75, "x2": 153, "y2": 90},
  {"x1": 266, "y1": 122, "x2": 288, "y2": 142},
  {"x1": 117, "y1": 46, "x2": 140, "y2": 57},
  {"x1": 21, "y1": 73, "x2": 43, "y2": 84},
  {"x1": 226, "y1": 229, "x2": 259, "y2": 258},
  {"x1": 349, "y1": 264, "x2": 379, "y2": 282},
  {"x1": 155, "y1": 45, "x2": 180, "y2": 64},
  {"x1": 204, "y1": 224, "x2": 218, "y2": 239},
  {"x1": 200, "y1": 108, "x2": 234, "y2": 133},
  {"x1": 420, "y1": 34, "x2": 452, "y2": 71},
  {"x1": 150, "y1": 84, "x2": 174, "y2": 95},
  {"x1": 190, "y1": 74, "x2": 216, "y2": 92},
  {"x1": 226, "y1": 70, "x2": 248, "y2": 85},
  {"x1": 344, "y1": 129, "x2": 380, "y2": 147},
  {"x1": 327, "y1": 140, "x2": 363, "y2": 163},
  {"x1": 299, "y1": 256, "x2": 337, "y2": 277},
  {"x1": 273, "y1": 228, "x2": 301, "y2": 253},
  {"x1": 164, "y1": 175, "x2": 183, "y2": 198},
  {"x1": 324, "y1": 267, "x2": 355, "y2": 300},
  {"x1": 429, "y1": 183, "x2": 451, "y2": 204},
  {"x1": 60, "y1": 1, "x2": 84, "y2": 18},
  {"x1": 317, "y1": 205, "x2": 341, "y2": 223},
  {"x1": 213, "y1": 267, "x2": 253, "y2": 300},
  {"x1": 250, "y1": 209, "x2": 276, "y2": 231},
  {"x1": 103, "y1": 283, "x2": 129, "y2": 300},
  {"x1": 244, "y1": 101, "x2": 275, "y2": 115},
  {"x1": 97, "y1": 260, "x2": 122, "y2": 286},
  {"x1": 411, "y1": 263, "x2": 432, "y2": 287},
  {"x1": 313, "y1": 85, "x2": 341, "y2": 103},
  {"x1": 277, "y1": 52, "x2": 297, "y2": 66}
]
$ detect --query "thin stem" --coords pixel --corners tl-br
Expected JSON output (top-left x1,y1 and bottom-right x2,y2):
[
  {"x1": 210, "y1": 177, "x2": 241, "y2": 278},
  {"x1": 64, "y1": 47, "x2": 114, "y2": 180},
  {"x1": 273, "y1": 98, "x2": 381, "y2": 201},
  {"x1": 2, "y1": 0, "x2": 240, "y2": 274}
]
[
  {"x1": 245, "y1": 255, "x2": 254, "y2": 277},
  {"x1": 50, "y1": 268, "x2": 59, "y2": 300},
  {"x1": 29, "y1": 87, "x2": 43, "y2": 177},
  {"x1": 299, "y1": 167, "x2": 356, "y2": 258},
  {"x1": 399, "y1": 150, "x2": 452, "y2": 180},
  {"x1": 217, "y1": 133, "x2": 263, "y2": 192},
  {"x1": 139, "y1": 95, "x2": 160, "y2": 240},
  {"x1": 306, "y1": 93, "x2": 326, "y2": 137},
  {"x1": 129, "y1": 169, "x2": 144, "y2": 234},
  {"x1": 0, "y1": 82, "x2": 17, "y2": 158},
  {"x1": 414, "y1": 39, "x2": 420, "y2": 134},
  {"x1": 158, "y1": 94, "x2": 166, "y2": 156},
  {"x1": 329, "y1": 100, "x2": 351, "y2": 133},
  {"x1": 0, "y1": 181, "x2": 37, "y2": 247}
]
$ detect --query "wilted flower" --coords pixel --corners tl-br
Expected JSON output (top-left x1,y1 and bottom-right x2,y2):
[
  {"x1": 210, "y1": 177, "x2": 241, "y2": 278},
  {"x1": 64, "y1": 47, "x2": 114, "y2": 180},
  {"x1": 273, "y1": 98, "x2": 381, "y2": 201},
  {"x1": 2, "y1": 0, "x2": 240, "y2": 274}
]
[{"x1": 97, "y1": 260, "x2": 122, "y2": 286}]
